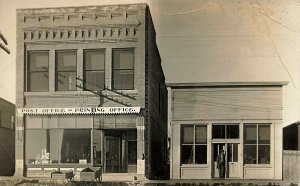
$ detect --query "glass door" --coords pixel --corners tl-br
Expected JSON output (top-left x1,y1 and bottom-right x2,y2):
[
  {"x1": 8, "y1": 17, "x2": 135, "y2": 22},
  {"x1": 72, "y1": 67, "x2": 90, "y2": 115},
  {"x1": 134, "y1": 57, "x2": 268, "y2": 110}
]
[
  {"x1": 227, "y1": 143, "x2": 239, "y2": 178},
  {"x1": 127, "y1": 140, "x2": 137, "y2": 173},
  {"x1": 212, "y1": 143, "x2": 226, "y2": 178},
  {"x1": 212, "y1": 143, "x2": 240, "y2": 178}
]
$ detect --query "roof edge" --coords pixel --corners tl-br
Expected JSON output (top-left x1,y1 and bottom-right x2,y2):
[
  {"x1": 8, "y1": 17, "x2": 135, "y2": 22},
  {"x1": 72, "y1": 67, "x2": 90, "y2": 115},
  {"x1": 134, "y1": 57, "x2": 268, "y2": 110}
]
[
  {"x1": 283, "y1": 121, "x2": 300, "y2": 129},
  {"x1": 16, "y1": 3, "x2": 147, "y2": 13},
  {"x1": 166, "y1": 81, "x2": 289, "y2": 87},
  {"x1": 0, "y1": 97, "x2": 15, "y2": 107}
]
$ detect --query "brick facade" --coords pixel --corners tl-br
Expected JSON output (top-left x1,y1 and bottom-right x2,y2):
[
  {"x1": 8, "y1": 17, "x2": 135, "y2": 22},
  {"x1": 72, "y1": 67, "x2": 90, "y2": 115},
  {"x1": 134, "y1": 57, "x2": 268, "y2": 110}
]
[{"x1": 16, "y1": 4, "x2": 168, "y2": 179}]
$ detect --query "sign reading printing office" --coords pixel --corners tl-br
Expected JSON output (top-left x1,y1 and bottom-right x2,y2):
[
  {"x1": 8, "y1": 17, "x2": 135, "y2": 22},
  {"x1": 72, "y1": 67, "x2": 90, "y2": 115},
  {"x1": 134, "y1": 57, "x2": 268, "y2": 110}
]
[{"x1": 19, "y1": 107, "x2": 141, "y2": 115}]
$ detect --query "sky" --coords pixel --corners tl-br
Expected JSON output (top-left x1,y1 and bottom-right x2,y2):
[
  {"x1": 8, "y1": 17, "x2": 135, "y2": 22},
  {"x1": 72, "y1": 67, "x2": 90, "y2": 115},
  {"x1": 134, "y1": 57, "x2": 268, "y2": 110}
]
[{"x1": 0, "y1": 0, "x2": 300, "y2": 126}]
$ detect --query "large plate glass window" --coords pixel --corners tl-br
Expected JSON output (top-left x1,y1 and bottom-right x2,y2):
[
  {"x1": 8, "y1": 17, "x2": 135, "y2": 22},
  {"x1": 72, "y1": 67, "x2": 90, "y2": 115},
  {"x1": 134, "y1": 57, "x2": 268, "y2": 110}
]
[
  {"x1": 55, "y1": 51, "x2": 77, "y2": 91},
  {"x1": 27, "y1": 51, "x2": 49, "y2": 92},
  {"x1": 26, "y1": 129, "x2": 91, "y2": 164},
  {"x1": 112, "y1": 49, "x2": 134, "y2": 90},
  {"x1": 244, "y1": 124, "x2": 270, "y2": 164},
  {"x1": 181, "y1": 125, "x2": 207, "y2": 164},
  {"x1": 84, "y1": 50, "x2": 105, "y2": 91}
]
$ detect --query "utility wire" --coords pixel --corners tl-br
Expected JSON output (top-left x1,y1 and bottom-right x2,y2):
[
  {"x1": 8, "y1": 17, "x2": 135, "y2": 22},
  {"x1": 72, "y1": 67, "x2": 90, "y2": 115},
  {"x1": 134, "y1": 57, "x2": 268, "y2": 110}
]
[{"x1": 250, "y1": 1, "x2": 297, "y2": 89}]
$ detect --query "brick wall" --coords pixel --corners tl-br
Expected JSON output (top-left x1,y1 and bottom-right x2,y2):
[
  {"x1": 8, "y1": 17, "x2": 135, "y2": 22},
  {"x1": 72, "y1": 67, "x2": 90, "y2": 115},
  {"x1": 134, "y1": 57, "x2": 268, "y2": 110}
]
[
  {"x1": 16, "y1": 4, "x2": 168, "y2": 179},
  {"x1": 144, "y1": 6, "x2": 169, "y2": 180}
]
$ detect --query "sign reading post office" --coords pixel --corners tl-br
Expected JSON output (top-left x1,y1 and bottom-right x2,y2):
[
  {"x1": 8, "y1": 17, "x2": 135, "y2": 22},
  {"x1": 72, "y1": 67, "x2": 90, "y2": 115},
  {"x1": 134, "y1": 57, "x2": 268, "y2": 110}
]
[{"x1": 19, "y1": 107, "x2": 141, "y2": 115}]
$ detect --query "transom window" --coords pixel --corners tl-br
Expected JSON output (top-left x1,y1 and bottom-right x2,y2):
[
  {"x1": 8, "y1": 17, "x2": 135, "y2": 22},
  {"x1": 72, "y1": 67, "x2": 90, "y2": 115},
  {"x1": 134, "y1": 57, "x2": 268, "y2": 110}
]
[
  {"x1": 83, "y1": 50, "x2": 105, "y2": 91},
  {"x1": 27, "y1": 51, "x2": 49, "y2": 92},
  {"x1": 244, "y1": 124, "x2": 270, "y2": 164},
  {"x1": 112, "y1": 49, "x2": 134, "y2": 90},
  {"x1": 212, "y1": 124, "x2": 239, "y2": 139},
  {"x1": 181, "y1": 125, "x2": 207, "y2": 164},
  {"x1": 55, "y1": 51, "x2": 77, "y2": 91}
]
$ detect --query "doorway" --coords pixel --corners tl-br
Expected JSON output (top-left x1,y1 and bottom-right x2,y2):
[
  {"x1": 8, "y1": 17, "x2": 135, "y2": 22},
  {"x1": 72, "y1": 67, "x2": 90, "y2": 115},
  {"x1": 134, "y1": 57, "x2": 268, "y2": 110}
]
[
  {"x1": 102, "y1": 130, "x2": 137, "y2": 173},
  {"x1": 212, "y1": 142, "x2": 240, "y2": 178},
  {"x1": 105, "y1": 137, "x2": 121, "y2": 173}
]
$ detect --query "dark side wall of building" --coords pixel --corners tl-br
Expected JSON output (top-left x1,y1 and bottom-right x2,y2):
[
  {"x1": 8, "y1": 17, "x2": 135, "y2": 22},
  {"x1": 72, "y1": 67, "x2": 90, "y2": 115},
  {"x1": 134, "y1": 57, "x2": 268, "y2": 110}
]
[
  {"x1": 144, "y1": 6, "x2": 169, "y2": 180},
  {"x1": 283, "y1": 122, "x2": 299, "y2": 150},
  {"x1": 0, "y1": 98, "x2": 15, "y2": 176}
]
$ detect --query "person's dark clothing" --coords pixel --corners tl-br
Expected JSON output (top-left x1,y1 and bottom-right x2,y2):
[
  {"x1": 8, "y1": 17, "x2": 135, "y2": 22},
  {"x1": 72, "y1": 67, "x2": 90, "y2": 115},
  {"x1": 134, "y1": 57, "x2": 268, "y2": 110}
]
[{"x1": 217, "y1": 153, "x2": 225, "y2": 178}]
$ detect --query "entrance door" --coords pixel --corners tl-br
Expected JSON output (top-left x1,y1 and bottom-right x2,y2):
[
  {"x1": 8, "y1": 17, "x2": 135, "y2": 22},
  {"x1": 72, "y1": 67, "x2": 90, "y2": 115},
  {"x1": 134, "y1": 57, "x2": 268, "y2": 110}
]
[
  {"x1": 105, "y1": 138, "x2": 121, "y2": 173},
  {"x1": 227, "y1": 143, "x2": 239, "y2": 178},
  {"x1": 213, "y1": 143, "x2": 226, "y2": 178},
  {"x1": 212, "y1": 143, "x2": 240, "y2": 178},
  {"x1": 127, "y1": 140, "x2": 137, "y2": 173}
]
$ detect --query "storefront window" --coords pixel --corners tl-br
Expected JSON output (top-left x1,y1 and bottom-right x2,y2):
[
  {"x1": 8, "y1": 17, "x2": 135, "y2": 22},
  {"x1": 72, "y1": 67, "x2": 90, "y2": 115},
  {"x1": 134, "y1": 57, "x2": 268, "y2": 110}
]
[
  {"x1": 26, "y1": 129, "x2": 91, "y2": 164},
  {"x1": 84, "y1": 50, "x2": 105, "y2": 91},
  {"x1": 212, "y1": 124, "x2": 239, "y2": 139},
  {"x1": 26, "y1": 130, "x2": 48, "y2": 164},
  {"x1": 244, "y1": 124, "x2": 270, "y2": 164},
  {"x1": 112, "y1": 49, "x2": 134, "y2": 90},
  {"x1": 60, "y1": 130, "x2": 91, "y2": 163},
  {"x1": 55, "y1": 51, "x2": 77, "y2": 91},
  {"x1": 27, "y1": 51, "x2": 49, "y2": 92},
  {"x1": 181, "y1": 125, "x2": 207, "y2": 164}
]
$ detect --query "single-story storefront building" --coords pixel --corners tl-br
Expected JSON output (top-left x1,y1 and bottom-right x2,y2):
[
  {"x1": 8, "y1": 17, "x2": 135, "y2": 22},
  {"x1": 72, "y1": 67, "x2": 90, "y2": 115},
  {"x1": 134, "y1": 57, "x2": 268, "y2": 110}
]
[{"x1": 167, "y1": 82, "x2": 287, "y2": 179}]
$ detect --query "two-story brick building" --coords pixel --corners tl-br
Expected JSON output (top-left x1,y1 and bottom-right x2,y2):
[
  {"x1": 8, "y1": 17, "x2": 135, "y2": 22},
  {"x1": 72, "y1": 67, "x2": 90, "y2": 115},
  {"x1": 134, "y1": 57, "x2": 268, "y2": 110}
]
[
  {"x1": 0, "y1": 98, "x2": 15, "y2": 176},
  {"x1": 16, "y1": 4, "x2": 168, "y2": 180}
]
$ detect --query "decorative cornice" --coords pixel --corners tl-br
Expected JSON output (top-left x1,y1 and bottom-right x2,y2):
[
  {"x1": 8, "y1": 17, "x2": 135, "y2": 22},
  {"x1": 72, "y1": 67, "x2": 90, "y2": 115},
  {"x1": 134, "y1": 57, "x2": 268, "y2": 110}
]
[
  {"x1": 23, "y1": 27, "x2": 138, "y2": 42},
  {"x1": 21, "y1": 13, "x2": 140, "y2": 27},
  {"x1": 17, "y1": 3, "x2": 147, "y2": 15}
]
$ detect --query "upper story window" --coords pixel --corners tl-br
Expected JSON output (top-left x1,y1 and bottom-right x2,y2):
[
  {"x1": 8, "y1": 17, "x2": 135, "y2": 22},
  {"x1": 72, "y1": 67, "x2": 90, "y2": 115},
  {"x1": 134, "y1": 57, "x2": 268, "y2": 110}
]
[
  {"x1": 55, "y1": 51, "x2": 77, "y2": 91},
  {"x1": 27, "y1": 51, "x2": 49, "y2": 92},
  {"x1": 84, "y1": 50, "x2": 105, "y2": 91},
  {"x1": 112, "y1": 49, "x2": 134, "y2": 90}
]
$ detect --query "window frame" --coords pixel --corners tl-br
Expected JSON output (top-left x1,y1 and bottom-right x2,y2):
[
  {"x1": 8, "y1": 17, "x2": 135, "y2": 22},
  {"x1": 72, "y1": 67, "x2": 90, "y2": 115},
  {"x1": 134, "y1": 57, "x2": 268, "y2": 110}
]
[
  {"x1": 112, "y1": 48, "x2": 135, "y2": 90},
  {"x1": 55, "y1": 50, "x2": 77, "y2": 91},
  {"x1": 25, "y1": 128, "x2": 92, "y2": 165},
  {"x1": 244, "y1": 123, "x2": 271, "y2": 165},
  {"x1": 27, "y1": 51, "x2": 49, "y2": 92},
  {"x1": 212, "y1": 124, "x2": 240, "y2": 139},
  {"x1": 83, "y1": 49, "x2": 106, "y2": 91},
  {"x1": 181, "y1": 124, "x2": 207, "y2": 165}
]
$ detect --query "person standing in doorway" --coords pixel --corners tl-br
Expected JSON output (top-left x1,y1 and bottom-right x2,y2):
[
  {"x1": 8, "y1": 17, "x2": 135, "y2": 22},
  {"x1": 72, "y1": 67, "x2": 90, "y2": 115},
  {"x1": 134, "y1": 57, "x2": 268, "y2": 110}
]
[{"x1": 217, "y1": 149, "x2": 226, "y2": 178}]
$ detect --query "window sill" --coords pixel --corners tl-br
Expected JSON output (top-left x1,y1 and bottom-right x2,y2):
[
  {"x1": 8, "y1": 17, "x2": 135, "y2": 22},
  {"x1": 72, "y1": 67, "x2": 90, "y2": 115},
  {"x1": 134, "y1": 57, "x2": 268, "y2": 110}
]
[
  {"x1": 27, "y1": 163, "x2": 93, "y2": 167},
  {"x1": 102, "y1": 89, "x2": 138, "y2": 97},
  {"x1": 244, "y1": 164, "x2": 272, "y2": 168},
  {"x1": 181, "y1": 164, "x2": 209, "y2": 168},
  {"x1": 24, "y1": 90, "x2": 138, "y2": 98}
]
